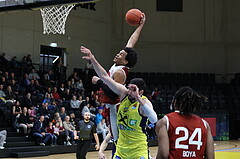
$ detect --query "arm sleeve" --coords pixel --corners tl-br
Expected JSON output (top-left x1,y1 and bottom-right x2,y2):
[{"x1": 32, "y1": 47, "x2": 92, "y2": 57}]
[
  {"x1": 97, "y1": 80, "x2": 119, "y2": 101},
  {"x1": 141, "y1": 104, "x2": 158, "y2": 123}
]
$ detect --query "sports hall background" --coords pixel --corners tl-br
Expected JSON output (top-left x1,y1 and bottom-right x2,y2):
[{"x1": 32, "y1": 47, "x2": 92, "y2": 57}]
[{"x1": 0, "y1": 0, "x2": 240, "y2": 152}]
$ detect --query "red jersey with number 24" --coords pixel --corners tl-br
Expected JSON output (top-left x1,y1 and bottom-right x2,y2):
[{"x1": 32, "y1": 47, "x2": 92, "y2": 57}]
[{"x1": 165, "y1": 112, "x2": 208, "y2": 159}]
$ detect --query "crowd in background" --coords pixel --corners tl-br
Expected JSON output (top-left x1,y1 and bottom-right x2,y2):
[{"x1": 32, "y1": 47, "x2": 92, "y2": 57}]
[{"x1": 0, "y1": 53, "x2": 156, "y2": 146}]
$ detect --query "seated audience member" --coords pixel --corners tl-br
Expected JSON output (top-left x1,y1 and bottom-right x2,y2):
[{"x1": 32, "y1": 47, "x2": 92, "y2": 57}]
[
  {"x1": 0, "y1": 77, "x2": 7, "y2": 88},
  {"x1": 54, "y1": 122, "x2": 65, "y2": 145},
  {"x1": 69, "y1": 113, "x2": 78, "y2": 128},
  {"x1": 0, "y1": 84, "x2": 6, "y2": 102},
  {"x1": 74, "y1": 79, "x2": 84, "y2": 94},
  {"x1": 23, "y1": 93, "x2": 33, "y2": 108},
  {"x1": 52, "y1": 112, "x2": 60, "y2": 124},
  {"x1": 97, "y1": 118, "x2": 108, "y2": 140},
  {"x1": 41, "y1": 74, "x2": 51, "y2": 89},
  {"x1": 81, "y1": 103, "x2": 96, "y2": 120},
  {"x1": 27, "y1": 80, "x2": 37, "y2": 95},
  {"x1": 29, "y1": 68, "x2": 40, "y2": 80},
  {"x1": 18, "y1": 107, "x2": 33, "y2": 137},
  {"x1": 46, "y1": 122, "x2": 57, "y2": 145},
  {"x1": 5, "y1": 85, "x2": 16, "y2": 102},
  {"x1": 42, "y1": 93, "x2": 53, "y2": 105},
  {"x1": 28, "y1": 105, "x2": 36, "y2": 122},
  {"x1": 22, "y1": 73, "x2": 31, "y2": 88},
  {"x1": 70, "y1": 95, "x2": 80, "y2": 116},
  {"x1": 10, "y1": 80, "x2": 20, "y2": 95},
  {"x1": 63, "y1": 116, "x2": 77, "y2": 144},
  {"x1": 59, "y1": 107, "x2": 67, "y2": 121},
  {"x1": 32, "y1": 115, "x2": 52, "y2": 146},
  {"x1": 39, "y1": 103, "x2": 51, "y2": 120},
  {"x1": 68, "y1": 72, "x2": 79, "y2": 83},
  {"x1": 95, "y1": 107, "x2": 103, "y2": 125},
  {"x1": 0, "y1": 130, "x2": 7, "y2": 149},
  {"x1": 58, "y1": 83, "x2": 65, "y2": 99},
  {"x1": 45, "y1": 87, "x2": 53, "y2": 98},
  {"x1": 62, "y1": 89, "x2": 72, "y2": 101},
  {"x1": 35, "y1": 80, "x2": 44, "y2": 95},
  {"x1": 52, "y1": 87, "x2": 62, "y2": 103},
  {"x1": 12, "y1": 100, "x2": 22, "y2": 130}
]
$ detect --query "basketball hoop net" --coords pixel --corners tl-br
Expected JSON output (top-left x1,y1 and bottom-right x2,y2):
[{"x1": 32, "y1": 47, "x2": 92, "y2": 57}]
[{"x1": 40, "y1": 4, "x2": 75, "y2": 34}]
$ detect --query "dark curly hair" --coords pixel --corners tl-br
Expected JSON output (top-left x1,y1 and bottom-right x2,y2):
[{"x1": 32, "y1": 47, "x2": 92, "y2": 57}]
[
  {"x1": 173, "y1": 86, "x2": 208, "y2": 115},
  {"x1": 130, "y1": 78, "x2": 146, "y2": 91},
  {"x1": 124, "y1": 47, "x2": 138, "y2": 68}
]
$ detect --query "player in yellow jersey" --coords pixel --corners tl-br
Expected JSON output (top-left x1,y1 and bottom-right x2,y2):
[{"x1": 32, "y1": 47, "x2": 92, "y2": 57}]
[{"x1": 81, "y1": 46, "x2": 158, "y2": 159}]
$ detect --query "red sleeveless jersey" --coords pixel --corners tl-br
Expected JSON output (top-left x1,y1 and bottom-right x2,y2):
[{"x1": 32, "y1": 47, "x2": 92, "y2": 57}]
[
  {"x1": 166, "y1": 112, "x2": 207, "y2": 159},
  {"x1": 98, "y1": 64, "x2": 129, "y2": 104}
]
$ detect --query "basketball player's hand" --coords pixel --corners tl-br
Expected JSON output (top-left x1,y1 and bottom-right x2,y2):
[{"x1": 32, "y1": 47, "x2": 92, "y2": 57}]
[
  {"x1": 95, "y1": 144, "x2": 100, "y2": 150},
  {"x1": 140, "y1": 13, "x2": 146, "y2": 26},
  {"x1": 128, "y1": 84, "x2": 140, "y2": 99},
  {"x1": 81, "y1": 46, "x2": 94, "y2": 60},
  {"x1": 98, "y1": 152, "x2": 105, "y2": 159},
  {"x1": 92, "y1": 76, "x2": 100, "y2": 84}
]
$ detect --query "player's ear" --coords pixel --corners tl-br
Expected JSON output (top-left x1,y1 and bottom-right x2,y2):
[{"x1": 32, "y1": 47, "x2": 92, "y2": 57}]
[{"x1": 139, "y1": 89, "x2": 144, "y2": 95}]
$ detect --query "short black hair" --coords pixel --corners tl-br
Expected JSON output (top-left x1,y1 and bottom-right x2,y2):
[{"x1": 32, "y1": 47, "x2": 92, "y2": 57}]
[
  {"x1": 124, "y1": 47, "x2": 138, "y2": 68},
  {"x1": 130, "y1": 78, "x2": 146, "y2": 91},
  {"x1": 173, "y1": 86, "x2": 207, "y2": 115}
]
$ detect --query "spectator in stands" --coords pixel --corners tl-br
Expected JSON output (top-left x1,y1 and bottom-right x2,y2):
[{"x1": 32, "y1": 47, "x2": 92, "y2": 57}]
[
  {"x1": 41, "y1": 74, "x2": 51, "y2": 89},
  {"x1": 58, "y1": 83, "x2": 65, "y2": 99},
  {"x1": 68, "y1": 72, "x2": 79, "y2": 82},
  {"x1": 27, "y1": 80, "x2": 37, "y2": 95},
  {"x1": 76, "y1": 112, "x2": 99, "y2": 159},
  {"x1": 63, "y1": 89, "x2": 72, "y2": 101},
  {"x1": 63, "y1": 116, "x2": 77, "y2": 145},
  {"x1": 53, "y1": 57, "x2": 63, "y2": 81},
  {"x1": 42, "y1": 93, "x2": 53, "y2": 105},
  {"x1": 28, "y1": 105, "x2": 36, "y2": 122},
  {"x1": 46, "y1": 122, "x2": 57, "y2": 145},
  {"x1": 151, "y1": 87, "x2": 160, "y2": 101},
  {"x1": 70, "y1": 95, "x2": 80, "y2": 112},
  {"x1": 18, "y1": 107, "x2": 33, "y2": 137},
  {"x1": 10, "y1": 80, "x2": 20, "y2": 95},
  {"x1": 75, "y1": 79, "x2": 84, "y2": 94},
  {"x1": 97, "y1": 118, "x2": 108, "y2": 140},
  {"x1": 23, "y1": 93, "x2": 33, "y2": 108},
  {"x1": 54, "y1": 121, "x2": 65, "y2": 145},
  {"x1": 95, "y1": 107, "x2": 103, "y2": 125},
  {"x1": 0, "y1": 130, "x2": 7, "y2": 149},
  {"x1": 45, "y1": 87, "x2": 53, "y2": 98},
  {"x1": 26, "y1": 54, "x2": 34, "y2": 72},
  {"x1": 52, "y1": 87, "x2": 62, "y2": 103},
  {"x1": 66, "y1": 80, "x2": 74, "y2": 93},
  {"x1": 4, "y1": 72, "x2": 10, "y2": 83},
  {"x1": 39, "y1": 103, "x2": 51, "y2": 120},
  {"x1": 10, "y1": 56, "x2": 20, "y2": 69},
  {"x1": 12, "y1": 100, "x2": 22, "y2": 131},
  {"x1": 52, "y1": 112, "x2": 60, "y2": 124},
  {"x1": 22, "y1": 73, "x2": 31, "y2": 88},
  {"x1": 5, "y1": 85, "x2": 16, "y2": 102},
  {"x1": 0, "y1": 76, "x2": 7, "y2": 88},
  {"x1": 10, "y1": 72, "x2": 17, "y2": 82},
  {"x1": 82, "y1": 103, "x2": 96, "y2": 120},
  {"x1": 59, "y1": 107, "x2": 67, "y2": 121},
  {"x1": 32, "y1": 115, "x2": 52, "y2": 146},
  {"x1": 0, "y1": 84, "x2": 6, "y2": 102},
  {"x1": 0, "y1": 53, "x2": 9, "y2": 68},
  {"x1": 29, "y1": 68, "x2": 40, "y2": 80},
  {"x1": 69, "y1": 112, "x2": 78, "y2": 128}
]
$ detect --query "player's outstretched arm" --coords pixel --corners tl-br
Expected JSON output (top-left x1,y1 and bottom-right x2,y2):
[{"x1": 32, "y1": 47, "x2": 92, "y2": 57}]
[
  {"x1": 155, "y1": 118, "x2": 169, "y2": 159},
  {"x1": 81, "y1": 46, "x2": 128, "y2": 100},
  {"x1": 126, "y1": 13, "x2": 146, "y2": 48},
  {"x1": 205, "y1": 122, "x2": 215, "y2": 159}
]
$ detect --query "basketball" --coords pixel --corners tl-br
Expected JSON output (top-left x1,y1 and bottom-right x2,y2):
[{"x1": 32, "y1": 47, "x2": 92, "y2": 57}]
[{"x1": 125, "y1": 9, "x2": 142, "y2": 26}]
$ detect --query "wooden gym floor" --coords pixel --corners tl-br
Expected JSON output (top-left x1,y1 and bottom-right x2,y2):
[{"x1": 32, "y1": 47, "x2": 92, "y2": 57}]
[{"x1": 2, "y1": 140, "x2": 240, "y2": 159}]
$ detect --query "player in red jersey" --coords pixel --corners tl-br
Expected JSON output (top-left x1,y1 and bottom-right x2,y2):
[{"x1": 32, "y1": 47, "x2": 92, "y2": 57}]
[{"x1": 155, "y1": 86, "x2": 214, "y2": 159}]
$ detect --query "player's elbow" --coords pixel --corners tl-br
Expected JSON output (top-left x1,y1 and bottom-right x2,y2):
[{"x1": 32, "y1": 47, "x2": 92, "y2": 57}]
[{"x1": 149, "y1": 114, "x2": 158, "y2": 124}]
